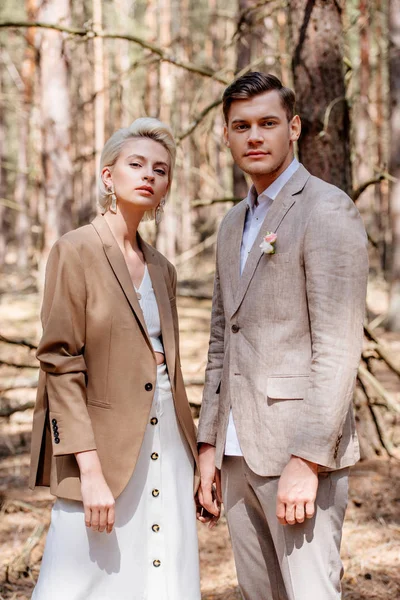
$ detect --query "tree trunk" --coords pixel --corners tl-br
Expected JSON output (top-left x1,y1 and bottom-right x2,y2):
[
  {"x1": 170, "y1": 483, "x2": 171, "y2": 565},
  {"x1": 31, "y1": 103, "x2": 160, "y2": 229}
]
[
  {"x1": 37, "y1": 0, "x2": 73, "y2": 274},
  {"x1": 387, "y1": 0, "x2": 400, "y2": 330},
  {"x1": 0, "y1": 41, "x2": 7, "y2": 267},
  {"x1": 14, "y1": 0, "x2": 37, "y2": 270},
  {"x1": 93, "y1": 0, "x2": 105, "y2": 203},
  {"x1": 289, "y1": 0, "x2": 352, "y2": 195}
]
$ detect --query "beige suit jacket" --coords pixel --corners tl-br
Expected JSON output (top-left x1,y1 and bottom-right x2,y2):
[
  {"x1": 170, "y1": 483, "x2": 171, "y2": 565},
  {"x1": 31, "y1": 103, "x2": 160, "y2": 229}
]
[
  {"x1": 29, "y1": 215, "x2": 199, "y2": 501},
  {"x1": 198, "y1": 165, "x2": 368, "y2": 475}
]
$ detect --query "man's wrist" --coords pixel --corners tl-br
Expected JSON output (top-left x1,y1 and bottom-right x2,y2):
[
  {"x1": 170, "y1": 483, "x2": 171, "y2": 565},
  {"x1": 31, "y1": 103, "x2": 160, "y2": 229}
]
[{"x1": 291, "y1": 454, "x2": 318, "y2": 473}]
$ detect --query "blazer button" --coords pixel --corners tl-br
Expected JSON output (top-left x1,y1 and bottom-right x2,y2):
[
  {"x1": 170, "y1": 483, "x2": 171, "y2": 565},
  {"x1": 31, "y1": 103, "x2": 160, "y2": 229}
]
[
  {"x1": 152, "y1": 524, "x2": 160, "y2": 532},
  {"x1": 150, "y1": 417, "x2": 158, "y2": 426},
  {"x1": 145, "y1": 383, "x2": 153, "y2": 391},
  {"x1": 152, "y1": 489, "x2": 160, "y2": 497},
  {"x1": 52, "y1": 418, "x2": 57, "y2": 425},
  {"x1": 231, "y1": 324, "x2": 240, "y2": 333},
  {"x1": 153, "y1": 559, "x2": 161, "y2": 567},
  {"x1": 54, "y1": 437, "x2": 60, "y2": 444}
]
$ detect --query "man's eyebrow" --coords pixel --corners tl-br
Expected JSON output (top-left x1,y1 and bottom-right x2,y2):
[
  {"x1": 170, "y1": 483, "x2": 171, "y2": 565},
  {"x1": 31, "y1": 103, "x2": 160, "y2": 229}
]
[{"x1": 230, "y1": 115, "x2": 281, "y2": 124}]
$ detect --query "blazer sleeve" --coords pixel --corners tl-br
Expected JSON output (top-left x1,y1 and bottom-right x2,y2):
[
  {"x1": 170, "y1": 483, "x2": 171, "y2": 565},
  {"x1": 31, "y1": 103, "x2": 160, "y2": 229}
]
[
  {"x1": 289, "y1": 191, "x2": 368, "y2": 467},
  {"x1": 197, "y1": 249, "x2": 225, "y2": 446},
  {"x1": 36, "y1": 237, "x2": 97, "y2": 457}
]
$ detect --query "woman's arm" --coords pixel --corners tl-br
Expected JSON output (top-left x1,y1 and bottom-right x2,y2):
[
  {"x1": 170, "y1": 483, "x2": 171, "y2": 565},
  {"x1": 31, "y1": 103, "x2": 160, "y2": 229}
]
[{"x1": 37, "y1": 236, "x2": 114, "y2": 532}]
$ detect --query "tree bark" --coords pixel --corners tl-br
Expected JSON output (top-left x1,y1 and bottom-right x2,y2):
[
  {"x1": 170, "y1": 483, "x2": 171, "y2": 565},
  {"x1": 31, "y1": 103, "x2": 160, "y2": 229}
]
[
  {"x1": 289, "y1": 0, "x2": 352, "y2": 195},
  {"x1": 14, "y1": 0, "x2": 38, "y2": 270},
  {"x1": 387, "y1": 0, "x2": 400, "y2": 330},
  {"x1": 37, "y1": 0, "x2": 73, "y2": 273}
]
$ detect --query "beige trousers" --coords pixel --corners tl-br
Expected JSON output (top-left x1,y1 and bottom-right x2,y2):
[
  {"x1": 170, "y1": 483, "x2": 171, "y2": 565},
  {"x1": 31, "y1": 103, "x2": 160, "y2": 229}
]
[{"x1": 221, "y1": 457, "x2": 349, "y2": 600}]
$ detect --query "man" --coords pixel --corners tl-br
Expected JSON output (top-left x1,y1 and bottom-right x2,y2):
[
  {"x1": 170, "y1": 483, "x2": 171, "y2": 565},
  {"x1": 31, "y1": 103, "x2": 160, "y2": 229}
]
[{"x1": 197, "y1": 72, "x2": 368, "y2": 600}]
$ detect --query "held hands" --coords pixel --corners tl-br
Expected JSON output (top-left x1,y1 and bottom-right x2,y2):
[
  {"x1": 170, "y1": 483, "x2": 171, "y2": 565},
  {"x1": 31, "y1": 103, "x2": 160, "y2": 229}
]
[
  {"x1": 276, "y1": 455, "x2": 318, "y2": 526},
  {"x1": 75, "y1": 450, "x2": 115, "y2": 534},
  {"x1": 197, "y1": 443, "x2": 222, "y2": 529}
]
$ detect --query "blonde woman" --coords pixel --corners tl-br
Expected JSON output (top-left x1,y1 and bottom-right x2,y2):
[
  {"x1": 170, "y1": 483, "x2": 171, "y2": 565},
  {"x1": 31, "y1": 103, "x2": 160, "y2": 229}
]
[{"x1": 30, "y1": 118, "x2": 201, "y2": 599}]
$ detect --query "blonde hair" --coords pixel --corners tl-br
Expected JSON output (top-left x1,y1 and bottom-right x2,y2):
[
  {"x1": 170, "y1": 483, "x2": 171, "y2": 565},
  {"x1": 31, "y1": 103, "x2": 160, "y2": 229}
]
[{"x1": 98, "y1": 117, "x2": 176, "y2": 219}]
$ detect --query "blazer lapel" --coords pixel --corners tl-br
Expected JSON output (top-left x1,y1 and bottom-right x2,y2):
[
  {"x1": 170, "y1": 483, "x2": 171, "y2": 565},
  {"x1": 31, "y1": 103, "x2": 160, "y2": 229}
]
[
  {"x1": 140, "y1": 236, "x2": 176, "y2": 386},
  {"x1": 91, "y1": 216, "x2": 152, "y2": 353},
  {"x1": 226, "y1": 200, "x2": 248, "y2": 299},
  {"x1": 232, "y1": 165, "x2": 310, "y2": 316}
]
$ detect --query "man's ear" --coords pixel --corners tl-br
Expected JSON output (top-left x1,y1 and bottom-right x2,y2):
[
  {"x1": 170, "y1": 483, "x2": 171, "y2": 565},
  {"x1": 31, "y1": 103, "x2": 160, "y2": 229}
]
[
  {"x1": 290, "y1": 115, "x2": 301, "y2": 142},
  {"x1": 223, "y1": 124, "x2": 230, "y2": 147}
]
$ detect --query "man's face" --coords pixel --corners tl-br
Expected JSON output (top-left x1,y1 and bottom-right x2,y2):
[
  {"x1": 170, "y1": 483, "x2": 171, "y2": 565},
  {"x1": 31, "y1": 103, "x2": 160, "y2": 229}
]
[{"x1": 224, "y1": 90, "x2": 301, "y2": 191}]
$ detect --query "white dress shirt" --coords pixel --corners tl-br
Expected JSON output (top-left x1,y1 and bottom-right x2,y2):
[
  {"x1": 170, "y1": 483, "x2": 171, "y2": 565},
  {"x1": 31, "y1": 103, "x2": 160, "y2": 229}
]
[{"x1": 224, "y1": 158, "x2": 300, "y2": 456}]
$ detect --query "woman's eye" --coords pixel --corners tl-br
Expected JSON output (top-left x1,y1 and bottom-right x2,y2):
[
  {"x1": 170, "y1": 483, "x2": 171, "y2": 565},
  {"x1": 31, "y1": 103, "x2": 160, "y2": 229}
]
[
  {"x1": 129, "y1": 162, "x2": 141, "y2": 167},
  {"x1": 155, "y1": 169, "x2": 166, "y2": 176}
]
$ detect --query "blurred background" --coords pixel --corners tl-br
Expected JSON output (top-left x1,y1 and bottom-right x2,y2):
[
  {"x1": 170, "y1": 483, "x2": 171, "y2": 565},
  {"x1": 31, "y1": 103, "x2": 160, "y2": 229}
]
[{"x1": 0, "y1": 1, "x2": 399, "y2": 598}]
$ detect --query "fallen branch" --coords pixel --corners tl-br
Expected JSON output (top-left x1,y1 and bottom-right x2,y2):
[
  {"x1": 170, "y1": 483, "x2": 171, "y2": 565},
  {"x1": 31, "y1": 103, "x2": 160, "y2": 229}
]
[
  {"x1": 0, "y1": 359, "x2": 38, "y2": 369},
  {"x1": 363, "y1": 324, "x2": 400, "y2": 379},
  {"x1": 174, "y1": 232, "x2": 217, "y2": 267},
  {"x1": 358, "y1": 363, "x2": 400, "y2": 414},
  {"x1": 5, "y1": 523, "x2": 45, "y2": 582},
  {"x1": 357, "y1": 376, "x2": 395, "y2": 459},
  {"x1": 2, "y1": 499, "x2": 45, "y2": 516},
  {"x1": 192, "y1": 196, "x2": 242, "y2": 207},
  {"x1": 0, "y1": 400, "x2": 35, "y2": 417},
  {"x1": 0, "y1": 21, "x2": 229, "y2": 84},
  {"x1": 0, "y1": 333, "x2": 37, "y2": 350}
]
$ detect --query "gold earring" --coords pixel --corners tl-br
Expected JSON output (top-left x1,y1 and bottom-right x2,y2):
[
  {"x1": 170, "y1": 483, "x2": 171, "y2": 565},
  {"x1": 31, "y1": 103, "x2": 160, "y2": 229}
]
[
  {"x1": 155, "y1": 198, "x2": 165, "y2": 225},
  {"x1": 107, "y1": 186, "x2": 117, "y2": 213}
]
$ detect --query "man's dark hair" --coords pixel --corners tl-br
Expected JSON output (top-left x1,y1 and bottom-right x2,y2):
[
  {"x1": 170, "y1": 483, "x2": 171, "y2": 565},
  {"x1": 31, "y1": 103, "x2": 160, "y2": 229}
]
[{"x1": 222, "y1": 72, "x2": 296, "y2": 123}]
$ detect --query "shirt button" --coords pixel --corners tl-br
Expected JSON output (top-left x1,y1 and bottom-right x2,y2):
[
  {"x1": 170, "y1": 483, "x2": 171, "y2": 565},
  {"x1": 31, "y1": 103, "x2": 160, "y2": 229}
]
[
  {"x1": 145, "y1": 383, "x2": 153, "y2": 391},
  {"x1": 153, "y1": 560, "x2": 161, "y2": 567},
  {"x1": 151, "y1": 452, "x2": 159, "y2": 461},
  {"x1": 231, "y1": 324, "x2": 240, "y2": 333},
  {"x1": 150, "y1": 417, "x2": 158, "y2": 425},
  {"x1": 152, "y1": 524, "x2": 160, "y2": 532},
  {"x1": 152, "y1": 489, "x2": 160, "y2": 497}
]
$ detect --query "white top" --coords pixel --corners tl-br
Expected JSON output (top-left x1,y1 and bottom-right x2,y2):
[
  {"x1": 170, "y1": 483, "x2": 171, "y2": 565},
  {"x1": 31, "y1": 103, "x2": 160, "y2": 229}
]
[
  {"x1": 135, "y1": 264, "x2": 164, "y2": 355},
  {"x1": 225, "y1": 158, "x2": 300, "y2": 456}
]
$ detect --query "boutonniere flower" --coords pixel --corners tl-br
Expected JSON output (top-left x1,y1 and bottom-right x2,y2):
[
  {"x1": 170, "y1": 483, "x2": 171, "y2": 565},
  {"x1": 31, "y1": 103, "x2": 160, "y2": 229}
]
[{"x1": 260, "y1": 232, "x2": 277, "y2": 255}]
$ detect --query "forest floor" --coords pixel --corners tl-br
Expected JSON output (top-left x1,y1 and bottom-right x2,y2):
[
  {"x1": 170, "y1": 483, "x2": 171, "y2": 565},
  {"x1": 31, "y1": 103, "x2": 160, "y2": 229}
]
[{"x1": 0, "y1": 274, "x2": 399, "y2": 600}]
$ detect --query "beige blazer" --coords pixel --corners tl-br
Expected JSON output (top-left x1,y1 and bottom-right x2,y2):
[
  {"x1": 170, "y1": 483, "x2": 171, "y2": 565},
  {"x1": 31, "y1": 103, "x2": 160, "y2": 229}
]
[
  {"x1": 198, "y1": 165, "x2": 368, "y2": 475},
  {"x1": 29, "y1": 215, "x2": 199, "y2": 501}
]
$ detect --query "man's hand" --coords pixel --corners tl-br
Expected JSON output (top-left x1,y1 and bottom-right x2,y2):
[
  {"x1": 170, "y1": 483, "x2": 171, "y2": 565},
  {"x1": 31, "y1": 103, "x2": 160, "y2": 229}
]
[
  {"x1": 276, "y1": 455, "x2": 318, "y2": 526},
  {"x1": 197, "y1": 443, "x2": 222, "y2": 527}
]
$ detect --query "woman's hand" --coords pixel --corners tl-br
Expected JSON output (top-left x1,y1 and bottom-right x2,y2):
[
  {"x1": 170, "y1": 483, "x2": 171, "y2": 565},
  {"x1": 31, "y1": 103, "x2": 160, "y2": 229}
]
[{"x1": 75, "y1": 450, "x2": 115, "y2": 534}]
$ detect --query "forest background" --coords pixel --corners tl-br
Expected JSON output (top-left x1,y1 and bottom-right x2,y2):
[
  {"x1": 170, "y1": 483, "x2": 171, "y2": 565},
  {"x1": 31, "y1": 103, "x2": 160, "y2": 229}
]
[{"x1": 0, "y1": 0, "x2": 399, "y2": 598}]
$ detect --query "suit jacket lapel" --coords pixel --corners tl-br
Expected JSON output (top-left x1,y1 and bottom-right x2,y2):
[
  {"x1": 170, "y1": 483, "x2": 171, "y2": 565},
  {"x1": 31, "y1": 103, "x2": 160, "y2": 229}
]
[
  {"x1": 226, "y1": 200, "x2": 248, "y2": 300},
  {"x1": 140, "y1": 236, "x2": 176, "y2": 386},
  {"x1": 91, "y1": 216, "x2": 152, "y2": 353},
  {"x1": 232, "y1": 164, "x2": 310, "y2": 316}
]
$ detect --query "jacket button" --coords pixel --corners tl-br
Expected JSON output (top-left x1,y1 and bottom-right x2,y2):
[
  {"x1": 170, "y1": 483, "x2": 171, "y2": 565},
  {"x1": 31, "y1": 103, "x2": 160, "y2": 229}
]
[
  {"x1": 52, "y1": 418, "x2": 57, "y2": 425},
  {"x1": 150, "y1": 417, "x2": 158, "y2": 425},
  {"x1": 152, "y1": 524, "x2": 160, "y2": 532},
  {"x1": 53, "y1": 424, "x2": 58, "y2": 432},
  {"x1": 151, "y1": 452, "x2": 159, "y2": 461},
  {"x1": 153, "y1": 559, "x2": 161, "y2": 567},
  {"x1": 152, "y1": 489, "x2": 160, "y2": 497},
  {"x1": 54, "y1": 437, "x2": 60, "y2": 444},
  {"x1": 231, "y1": 324, "x2": 240, "y2": 333},
  {"x1": 145, "y1": 383, "x2": 153, "y2": 391}
]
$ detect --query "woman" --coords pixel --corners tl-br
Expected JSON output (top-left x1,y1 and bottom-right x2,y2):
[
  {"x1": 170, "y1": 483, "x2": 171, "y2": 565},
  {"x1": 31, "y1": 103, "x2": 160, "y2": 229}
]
[{"x1": 29, "y1": 118, "x2": 201, "y2": 600}]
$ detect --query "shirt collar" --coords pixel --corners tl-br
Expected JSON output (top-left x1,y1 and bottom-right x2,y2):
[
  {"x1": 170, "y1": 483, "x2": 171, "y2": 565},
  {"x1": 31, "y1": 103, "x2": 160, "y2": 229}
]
[{"x1": 246, "y1": 157, "x2": 300, "y2": 210}]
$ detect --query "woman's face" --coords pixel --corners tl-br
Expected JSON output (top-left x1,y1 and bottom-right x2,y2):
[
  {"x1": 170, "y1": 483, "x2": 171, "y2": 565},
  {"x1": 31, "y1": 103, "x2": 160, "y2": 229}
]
[{"x1": 103, "y1": 137, "x2": 171, "y2": 212}]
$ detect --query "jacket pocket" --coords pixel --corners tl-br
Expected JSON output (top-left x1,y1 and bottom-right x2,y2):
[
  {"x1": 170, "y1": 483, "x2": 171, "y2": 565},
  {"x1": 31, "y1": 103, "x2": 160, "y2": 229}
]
[
  {"x1": 86, "y1": 398, "x2": 111, "y2": 409},
  {"x1": 267, "y1": 375, "x2": 309, "y2": 400}
]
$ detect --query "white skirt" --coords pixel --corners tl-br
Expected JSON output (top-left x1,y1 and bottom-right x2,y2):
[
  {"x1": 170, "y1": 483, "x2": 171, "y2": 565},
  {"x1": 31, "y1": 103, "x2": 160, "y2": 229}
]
[{"x1": 32, "y1": 363, "x2": 201, "y2": 600}]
